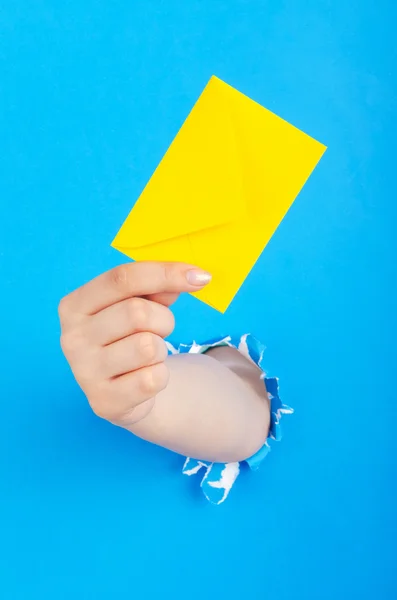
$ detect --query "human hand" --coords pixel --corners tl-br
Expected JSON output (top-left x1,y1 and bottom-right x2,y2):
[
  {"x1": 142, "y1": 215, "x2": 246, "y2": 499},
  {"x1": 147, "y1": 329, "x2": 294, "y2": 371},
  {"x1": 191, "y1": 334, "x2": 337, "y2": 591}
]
[{"x1": 59, "y1": 262, "x2": 211, "y2": 424}]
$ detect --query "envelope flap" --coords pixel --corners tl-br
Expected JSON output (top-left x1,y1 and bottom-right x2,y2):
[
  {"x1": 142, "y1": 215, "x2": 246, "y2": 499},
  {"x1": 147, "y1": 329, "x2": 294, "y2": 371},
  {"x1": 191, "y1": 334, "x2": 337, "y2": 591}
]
[
  {"x1": 112, "y1": 77, "x2": 244, "y2": 249},
  {"x1": 222, "y1": 77, "x2": 327, "y2": 223}
]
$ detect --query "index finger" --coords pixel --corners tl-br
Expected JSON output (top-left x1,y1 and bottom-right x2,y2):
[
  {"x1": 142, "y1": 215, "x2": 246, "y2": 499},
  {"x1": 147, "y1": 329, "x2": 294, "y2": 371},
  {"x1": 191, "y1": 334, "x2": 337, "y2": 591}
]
[{"x1": 61, "y1": 262, "x2": 211, "y2": 318}]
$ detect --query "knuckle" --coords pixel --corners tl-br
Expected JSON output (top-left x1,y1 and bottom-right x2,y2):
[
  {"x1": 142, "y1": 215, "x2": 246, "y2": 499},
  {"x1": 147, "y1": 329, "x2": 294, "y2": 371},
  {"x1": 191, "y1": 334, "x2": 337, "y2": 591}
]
[
  {"x1": 110, "y1": 264, "x2": 129, "y2": 289},
  {"x1": 163, "y1": 308, "x2": 175, "y2": 336},
  {"x1": 60, "y1": 328, "x2": 85, "y2": 354},
  {"x1": 128, "y1": 298, "x2": 150, "y2": 330},
  {"x1": 137, "y1": 368, "x2": 155, "y2": 397},
  {"x1": 138, "y1": 363, "x2": 169, "y2": 397},
  {"x1": 118, "y1": 397, "x2": 156, "y2": 426},
  {"x1": 156, "y1": 362, "x2": 170, "y2": 391},
  {"x1": 58, "y1": 295, "x2": 70, "y2": 319},
  {"x1": 163, "y1": 262, "x2": 176, "y2": 286},
  {"x1": 138, "y1": 332, "x2": 159, "y2": 364}
]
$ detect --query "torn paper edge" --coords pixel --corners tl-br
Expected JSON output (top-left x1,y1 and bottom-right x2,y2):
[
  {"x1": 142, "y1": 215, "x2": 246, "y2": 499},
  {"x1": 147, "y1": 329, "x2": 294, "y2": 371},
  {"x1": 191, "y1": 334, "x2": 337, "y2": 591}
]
[{"x1": 168, "y1": 333, "x2": 293, "y2": 505}]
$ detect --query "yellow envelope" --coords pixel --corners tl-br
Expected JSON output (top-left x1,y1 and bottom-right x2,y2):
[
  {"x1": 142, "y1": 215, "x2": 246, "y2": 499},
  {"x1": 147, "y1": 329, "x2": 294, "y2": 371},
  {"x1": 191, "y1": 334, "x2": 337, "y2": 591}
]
[{"x1": 112, "y1": 75, "x2": 326, "y2": 312}]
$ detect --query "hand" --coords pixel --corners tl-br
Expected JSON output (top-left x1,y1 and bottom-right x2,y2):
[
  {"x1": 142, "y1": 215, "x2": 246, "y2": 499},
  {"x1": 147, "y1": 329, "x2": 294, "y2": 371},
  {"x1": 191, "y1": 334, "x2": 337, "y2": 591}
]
[{"x1": 59, "y1": 262, "x2": 211, "y2": 425}]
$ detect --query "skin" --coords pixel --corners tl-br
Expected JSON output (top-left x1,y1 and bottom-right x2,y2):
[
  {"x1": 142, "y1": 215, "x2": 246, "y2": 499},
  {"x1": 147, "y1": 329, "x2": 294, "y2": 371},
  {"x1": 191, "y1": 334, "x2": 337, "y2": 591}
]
[{"x1": 59, "y1": 261, "x2": 270, "y2": 463}]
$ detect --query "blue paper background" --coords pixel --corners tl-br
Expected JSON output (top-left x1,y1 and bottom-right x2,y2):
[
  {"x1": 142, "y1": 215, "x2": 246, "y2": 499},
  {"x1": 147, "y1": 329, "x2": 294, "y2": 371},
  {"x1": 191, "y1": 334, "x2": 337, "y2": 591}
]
[{"x1": 1, "y1": 1, "x2": 396, "y2": 598}]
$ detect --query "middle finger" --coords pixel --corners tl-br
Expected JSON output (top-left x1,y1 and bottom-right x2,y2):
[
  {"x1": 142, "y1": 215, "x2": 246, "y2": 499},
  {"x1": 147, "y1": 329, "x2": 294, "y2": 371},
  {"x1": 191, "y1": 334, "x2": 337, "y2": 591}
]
[{"x1": 87, "y1": 297, "x2": 175, "y2": 346}]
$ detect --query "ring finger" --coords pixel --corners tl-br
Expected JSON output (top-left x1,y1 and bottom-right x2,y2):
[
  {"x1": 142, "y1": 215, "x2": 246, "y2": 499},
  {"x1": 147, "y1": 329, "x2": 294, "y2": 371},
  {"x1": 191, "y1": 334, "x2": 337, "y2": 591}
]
[{"x1": 100, "y1": 332, "x2": 168, "y2": 379}]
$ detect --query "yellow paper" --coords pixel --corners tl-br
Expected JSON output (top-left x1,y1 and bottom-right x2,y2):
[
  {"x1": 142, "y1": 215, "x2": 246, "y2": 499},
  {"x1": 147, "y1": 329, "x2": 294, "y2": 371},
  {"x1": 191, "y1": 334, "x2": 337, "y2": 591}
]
[{"x1": 112, "y1": 75, "x2": 326, "y2": 312}]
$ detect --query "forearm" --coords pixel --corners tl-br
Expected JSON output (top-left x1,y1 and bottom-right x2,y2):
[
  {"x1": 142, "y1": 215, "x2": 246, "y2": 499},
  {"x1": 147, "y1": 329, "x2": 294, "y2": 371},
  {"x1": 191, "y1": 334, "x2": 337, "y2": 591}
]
[{"x1": 117, "y1": 350, "x2": 270, "y2": 463}]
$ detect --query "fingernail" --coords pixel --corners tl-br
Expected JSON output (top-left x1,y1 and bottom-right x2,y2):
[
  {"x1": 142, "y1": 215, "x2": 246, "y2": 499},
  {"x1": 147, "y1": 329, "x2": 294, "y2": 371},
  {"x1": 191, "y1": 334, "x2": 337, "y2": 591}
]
[{"x1": 186, "y1": 269, "x2": 212, "y2": 287}]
